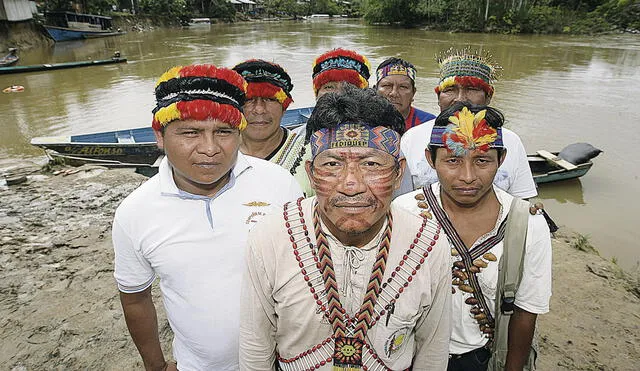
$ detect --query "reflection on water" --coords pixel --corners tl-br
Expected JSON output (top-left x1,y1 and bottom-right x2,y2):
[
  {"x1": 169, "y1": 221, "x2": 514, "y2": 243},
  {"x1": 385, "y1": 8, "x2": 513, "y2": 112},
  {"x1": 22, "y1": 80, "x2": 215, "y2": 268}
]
[
  {"x1": 538, "y1": 179, "x2": 585, "y2": 205},
  {"x1": 0, "y1": 20, "x2": 639, "y2": 269}
]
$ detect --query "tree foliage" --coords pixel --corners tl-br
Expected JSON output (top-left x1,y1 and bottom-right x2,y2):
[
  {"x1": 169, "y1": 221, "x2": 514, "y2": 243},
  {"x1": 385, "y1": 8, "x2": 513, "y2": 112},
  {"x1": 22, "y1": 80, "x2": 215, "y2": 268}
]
[
  {"x1": 361, "y1": 0, "x2": 640, "y2": 33},
  {"x1": 44, "y1": 0, "x2": 639, "y2": 32},
  {"x1": 363, "y1": 0, "x2": 421, "y2": 26}
]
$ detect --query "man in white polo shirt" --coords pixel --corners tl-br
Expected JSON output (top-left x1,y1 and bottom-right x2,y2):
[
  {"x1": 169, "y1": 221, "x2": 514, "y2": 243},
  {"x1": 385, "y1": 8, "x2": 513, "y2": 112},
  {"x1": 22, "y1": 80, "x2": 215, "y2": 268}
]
[
  {"x1": 112, "y1": 64, "x2": 302, "y2": 371},
  {"x1": 401, "y1": 49, "x2": 537, "y2": 199}
]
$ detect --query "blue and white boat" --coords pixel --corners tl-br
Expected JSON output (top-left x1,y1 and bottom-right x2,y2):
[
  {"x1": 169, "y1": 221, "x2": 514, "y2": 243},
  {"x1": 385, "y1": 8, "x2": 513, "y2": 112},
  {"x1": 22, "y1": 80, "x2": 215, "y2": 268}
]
[
  {"x1": 43, "y1": 12, "x2": 126, "y2": 42},
  {"x1": 30, "y1": 107, "x2": 314, "y2": 168}
]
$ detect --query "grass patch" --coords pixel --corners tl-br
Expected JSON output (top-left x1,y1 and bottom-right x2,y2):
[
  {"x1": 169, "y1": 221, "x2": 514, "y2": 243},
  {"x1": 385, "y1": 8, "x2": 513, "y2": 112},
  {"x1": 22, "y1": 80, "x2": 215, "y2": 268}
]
[{"x1": 571, "y1": 233, "x2": 599, "y2": 255}]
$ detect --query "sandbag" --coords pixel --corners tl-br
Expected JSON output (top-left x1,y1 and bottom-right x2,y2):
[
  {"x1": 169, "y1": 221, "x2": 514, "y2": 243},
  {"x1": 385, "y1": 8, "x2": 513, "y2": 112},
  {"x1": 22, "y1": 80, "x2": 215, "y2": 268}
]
[{"x1": 558, "y1": 143, "x2": 602, "y2": 165}]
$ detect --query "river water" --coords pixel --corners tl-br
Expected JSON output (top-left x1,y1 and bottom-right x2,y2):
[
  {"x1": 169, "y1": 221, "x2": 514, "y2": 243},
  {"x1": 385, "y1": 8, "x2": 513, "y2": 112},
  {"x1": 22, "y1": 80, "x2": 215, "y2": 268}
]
[{"x1": 1, "y1": 20, "x2": 638, "y2": 269}]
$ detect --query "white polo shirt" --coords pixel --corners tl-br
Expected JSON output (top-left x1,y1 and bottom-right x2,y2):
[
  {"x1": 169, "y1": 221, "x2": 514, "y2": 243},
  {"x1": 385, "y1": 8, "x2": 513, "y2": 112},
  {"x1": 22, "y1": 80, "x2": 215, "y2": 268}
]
[
  {"x1": 113, "y1": 153, "x2": 303, "y2": 371},
  {"x1": 400, "y1": 119, "x2": 538, "y2": 198}
]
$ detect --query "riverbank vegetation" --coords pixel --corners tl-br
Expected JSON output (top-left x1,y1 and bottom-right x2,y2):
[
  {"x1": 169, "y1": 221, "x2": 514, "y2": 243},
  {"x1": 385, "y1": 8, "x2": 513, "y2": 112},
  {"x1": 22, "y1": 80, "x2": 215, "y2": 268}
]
[
  {"x1": 361, "y1": 0, "x2": 640, "y2": 34},
  {"x1": 38, "y1": 0, "x2": 639, "y2": 34}
]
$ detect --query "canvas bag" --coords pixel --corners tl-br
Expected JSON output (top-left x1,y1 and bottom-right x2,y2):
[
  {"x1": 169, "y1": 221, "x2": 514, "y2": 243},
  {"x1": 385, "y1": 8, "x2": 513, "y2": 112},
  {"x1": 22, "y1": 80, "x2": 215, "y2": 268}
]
[{"x1": 488, "y1": 197, "x2": 538, "y2": 371}]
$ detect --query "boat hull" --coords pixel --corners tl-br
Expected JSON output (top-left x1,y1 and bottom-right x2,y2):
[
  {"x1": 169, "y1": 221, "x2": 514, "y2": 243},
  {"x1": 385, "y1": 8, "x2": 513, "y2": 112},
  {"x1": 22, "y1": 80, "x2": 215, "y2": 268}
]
[
  {"x1": 44, "y1": 25, "x2": 126, "y2": 42},
  {"x1": 40, "y1": 143, "x2": 162, "y2": 166},
  {"x1": 0, "y1": 55, "x2": 19, "y2": 67},
  {"x1": 30, "y1": 107, "x2": 314, "y2": 169},
  {"x1": 528, "y1": 152, "x2": 594, "y2": 184},
  {"x1": 0, "y1": 58, "x2": 127, "y2": 75}
]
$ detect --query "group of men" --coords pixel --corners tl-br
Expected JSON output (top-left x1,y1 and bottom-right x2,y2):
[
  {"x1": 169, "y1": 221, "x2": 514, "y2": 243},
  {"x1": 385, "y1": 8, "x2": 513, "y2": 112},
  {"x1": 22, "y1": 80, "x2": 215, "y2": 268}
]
[{"x1": 112, "y1": 47, "x2": 552, "y2": 371}]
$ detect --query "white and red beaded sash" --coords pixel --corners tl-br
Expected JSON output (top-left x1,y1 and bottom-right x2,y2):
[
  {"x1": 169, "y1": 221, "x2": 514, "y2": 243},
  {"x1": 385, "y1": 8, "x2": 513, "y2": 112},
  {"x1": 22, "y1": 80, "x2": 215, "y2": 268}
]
[
  {"x1": 422, "y1": 186, "x2": 506, "y2": 339},
  {"x1": 279, "y1": 198, "x2": 442, "y2": 370}
]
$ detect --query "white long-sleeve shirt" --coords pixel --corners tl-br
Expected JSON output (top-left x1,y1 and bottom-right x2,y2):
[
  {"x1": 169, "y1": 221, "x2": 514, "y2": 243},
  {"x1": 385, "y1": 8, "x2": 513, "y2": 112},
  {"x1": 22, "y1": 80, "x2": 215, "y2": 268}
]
[{"x1": 239, "y1": 197, "x2": 451, "y2": 371}]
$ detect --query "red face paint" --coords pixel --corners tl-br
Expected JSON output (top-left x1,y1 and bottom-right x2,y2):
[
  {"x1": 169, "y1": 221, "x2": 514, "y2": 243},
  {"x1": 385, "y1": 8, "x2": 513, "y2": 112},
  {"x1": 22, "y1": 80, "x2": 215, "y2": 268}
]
[{"x1": 309, "y1": 148, "x2": 400, "y2": 246}]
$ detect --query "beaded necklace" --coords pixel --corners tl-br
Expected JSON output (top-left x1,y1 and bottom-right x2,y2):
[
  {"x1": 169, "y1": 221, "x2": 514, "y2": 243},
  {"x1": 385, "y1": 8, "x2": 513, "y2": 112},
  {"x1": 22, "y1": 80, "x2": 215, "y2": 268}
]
[
  {"x1": 282, "y1": 198, "x2": 442, "y2": 370},
  {"x1": 313, "y1": 202, "x2": 391, "y2": 370},
  {"x1": 422, "y1": 185, "x2": 505, "y2": 341}
]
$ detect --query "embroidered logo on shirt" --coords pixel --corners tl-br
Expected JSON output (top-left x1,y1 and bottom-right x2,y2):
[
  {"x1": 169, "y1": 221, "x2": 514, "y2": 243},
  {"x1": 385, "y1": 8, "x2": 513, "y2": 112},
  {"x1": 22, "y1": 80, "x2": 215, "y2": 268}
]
[
  {"x1": 243, "y1": 201, "x2": 271, "y2": 207},
  {"x1": 246, "y1": 211, "x2": 267, "y2": 224},
  {"x1": 384, "y1": 328, "x2": 409, "y2": 357}
]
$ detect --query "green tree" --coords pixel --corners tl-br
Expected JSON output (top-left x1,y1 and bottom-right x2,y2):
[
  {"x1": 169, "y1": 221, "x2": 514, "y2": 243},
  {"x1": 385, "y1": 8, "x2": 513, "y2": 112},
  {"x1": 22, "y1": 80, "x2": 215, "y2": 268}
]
[
  {"x1": 309, "y1": 0, "x2": 343, "y2": 15},
  {"x1": 363, "y1": 0, "x2": 422, "y2": 25},
  {"x1": 138, "y1": 0, "x2": 190, "y2": 19},
  {"x1": 263, "y1": 0, "x2": 306, "y2": 16}
]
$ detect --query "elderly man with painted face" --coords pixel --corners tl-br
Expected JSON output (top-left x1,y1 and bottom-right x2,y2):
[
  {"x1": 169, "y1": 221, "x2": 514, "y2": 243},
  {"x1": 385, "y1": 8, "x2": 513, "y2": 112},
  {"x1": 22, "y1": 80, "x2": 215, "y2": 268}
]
[
  {"x1": 112, "y1": 64, "x2": 303, "y2": 371},
  {"x1": 376, "y1": 57, "x2": 436, "y2": 131},
  {"x1": 395, "y1": 103, "x2": 552, "y2": 371},
  {"x1": 401, "y1": 50, "x2": 536, "y2": 199},
  {"x1": 239, "y1": 85, "x2": 451, "y2": 371}
]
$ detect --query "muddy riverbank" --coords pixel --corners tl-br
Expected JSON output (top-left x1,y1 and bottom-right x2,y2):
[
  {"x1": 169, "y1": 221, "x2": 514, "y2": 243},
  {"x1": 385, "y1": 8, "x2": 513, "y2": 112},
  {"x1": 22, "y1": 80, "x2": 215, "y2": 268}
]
[
  {"x1": 0, "y1": 20, "x2": 52, "y2": 53},
  {"x1": 0, "y1": 14, "x2": 180, "y2": 52},
  {"x1": 0, "y1": 162, "x2": 638, "y2": 370}
]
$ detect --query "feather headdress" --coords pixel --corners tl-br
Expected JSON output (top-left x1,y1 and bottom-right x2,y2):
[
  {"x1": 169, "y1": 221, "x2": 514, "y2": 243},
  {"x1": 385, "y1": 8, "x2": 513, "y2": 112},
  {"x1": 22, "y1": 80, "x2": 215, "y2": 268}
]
[
  {"x1": 434, "y1": 48, "x2": 501, "y2": 97},
  {"x1": 312, "y1": 48, "x2": 371, "y2": 95},
  {"x1": 152, "y1": 64, "x2": 248, "y2": 131},
  {"x1": 233, "y1": 59, "x2": 294, "y2": 109},
  {"x1": 430, "y1": 106, "x2": 503, "y2": 156}
]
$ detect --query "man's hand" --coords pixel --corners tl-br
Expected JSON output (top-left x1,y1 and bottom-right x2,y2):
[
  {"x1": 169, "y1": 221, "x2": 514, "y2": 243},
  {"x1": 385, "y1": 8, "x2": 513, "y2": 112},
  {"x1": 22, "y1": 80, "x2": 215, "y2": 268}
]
[
  {"x1": 119, "y1": 288, "x2": 167, "y2": 371},
  {"x1": 163, "y1": 361, "x2": 178, "y2": 371},
  {"x1": 505, "y1": 306, "x2": 537, "y2": 371}
]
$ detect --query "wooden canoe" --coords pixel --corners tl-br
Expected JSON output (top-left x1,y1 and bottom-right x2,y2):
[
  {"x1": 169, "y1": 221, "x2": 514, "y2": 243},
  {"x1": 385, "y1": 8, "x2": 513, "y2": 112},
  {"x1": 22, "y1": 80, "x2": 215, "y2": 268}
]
[
  {"x1": 0, "y1": 49, "x2": 19, "y2": 67},
  {"x1": 528, "y1": 151, "x2": 594, "y2": 184},
  {"x1": 30, "y1": 106, "x2": 314, "y2": 168},
  {"x1": 0, "y1": 57, "x2": 127, "y2": 75}
]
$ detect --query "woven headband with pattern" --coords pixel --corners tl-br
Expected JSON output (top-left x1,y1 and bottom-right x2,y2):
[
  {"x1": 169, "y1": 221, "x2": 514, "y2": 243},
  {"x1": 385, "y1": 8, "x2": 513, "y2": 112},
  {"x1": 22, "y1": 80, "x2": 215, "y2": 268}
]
[
  {"x1": 233, "y1": 61, "x2": 294, "y2": 109},
  {"x1": 310, "y1": 122, "x2": 401, "y2": 158},
  {"x1": 376, "y1": 63, "x2": 416, "y2": 83},
  {"x1": 439, "y1": 58, "x2": 493, "y2": 83},
  {"x1": 233, "y1": 60, "x2": 293, "y2": 93},
  {"x1": 429, "y1": 107, "x2": 503, "y2": 156},
  {"x1": 434, "y1": 49, "x2": 500, "y2": 96},
  {"x1": 312, "y1": 56, "x2": 370, "y2": 80}
]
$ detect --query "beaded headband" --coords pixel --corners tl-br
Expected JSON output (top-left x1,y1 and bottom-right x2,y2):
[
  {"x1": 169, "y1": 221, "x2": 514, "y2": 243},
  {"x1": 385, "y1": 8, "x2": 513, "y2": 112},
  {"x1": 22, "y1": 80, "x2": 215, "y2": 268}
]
[
  {"x1": 434, "y1": 48, "x2": 500, "y2": 97},
  {"x1": 376, "y1": 63, "x2": 417, "y2": 83},
  {"x1": 232, "y1": 59, "x2": 294, "y2": 109},
  {"x1": 152, "y1": 65, "x2": 248, "y2": 131},
  {"x1": 310, "y1": 122, "x2": 401, "y2": 159},
  {"x1": 429, "y1": 107, "x2": 503, "y2": 156},
  {"x1": 312, "y1": 49, "x2": 371, "y2": 95}
]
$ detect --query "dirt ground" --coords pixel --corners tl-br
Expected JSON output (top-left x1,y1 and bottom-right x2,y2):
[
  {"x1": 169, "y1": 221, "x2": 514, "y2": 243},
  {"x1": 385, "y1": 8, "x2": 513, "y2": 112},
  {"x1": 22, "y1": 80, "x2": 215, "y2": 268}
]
[{"x1": 0, "y1": 163, "x2": 638, "y2": 370}]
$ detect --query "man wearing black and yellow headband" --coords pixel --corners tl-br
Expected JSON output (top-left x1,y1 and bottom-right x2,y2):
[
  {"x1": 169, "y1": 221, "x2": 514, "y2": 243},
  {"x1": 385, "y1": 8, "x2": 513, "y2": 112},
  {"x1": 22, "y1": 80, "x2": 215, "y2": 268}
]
[
  {"x1": 395, "y1": 102, "x2": 552, "y2": 371},
  {"x1": 239, "y1": 85, "x2": 451, "y2": 370},
  {"x1": 112, "y1": 64, "x2": 302, "y2": 370}
]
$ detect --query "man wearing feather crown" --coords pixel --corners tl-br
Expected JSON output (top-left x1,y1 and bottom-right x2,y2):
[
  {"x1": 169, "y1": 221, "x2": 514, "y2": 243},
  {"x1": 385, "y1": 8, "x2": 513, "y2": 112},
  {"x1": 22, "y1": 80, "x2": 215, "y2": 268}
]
[
  {"x1": 400, "y1": 49, "x2": 537, "y2": 200},
  {"x1": 394, "y1": 102, "x2": 552, "y2": 371}
]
